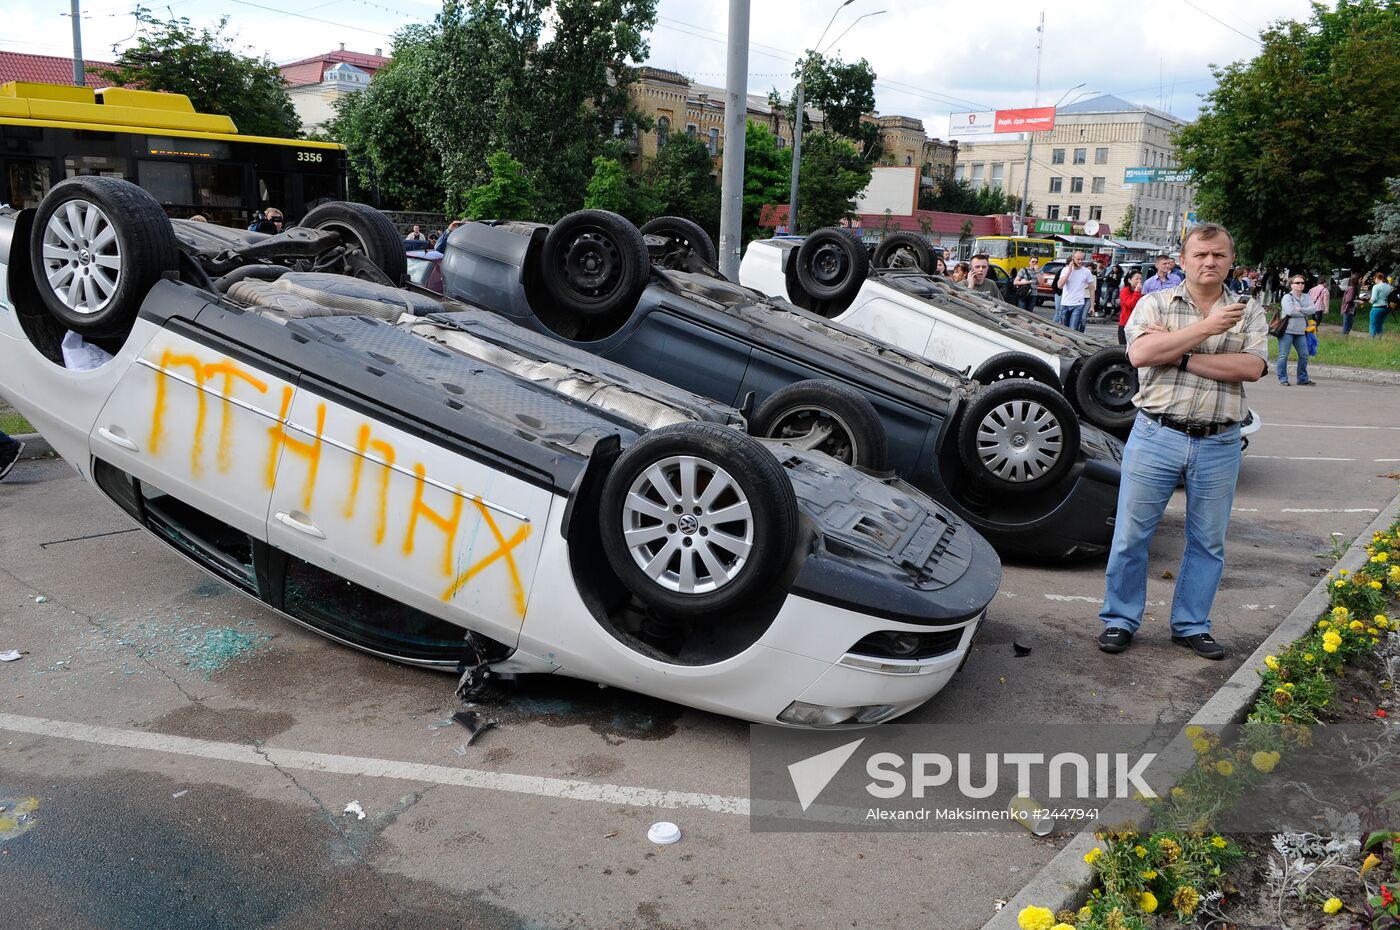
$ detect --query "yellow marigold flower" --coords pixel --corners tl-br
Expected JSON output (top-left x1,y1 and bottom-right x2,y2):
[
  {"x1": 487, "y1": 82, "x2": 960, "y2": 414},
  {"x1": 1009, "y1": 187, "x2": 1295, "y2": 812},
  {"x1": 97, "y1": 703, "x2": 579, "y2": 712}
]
[
  {"x1": 1371, "y1": 580, "x2": 1383, "y2": 589},
  {"x1": 1185, "y1": 724, "x2": 1204, "y2": 739},
  {"x1": 1350, "y1": 619, "x2": 1365, "y2": 632},
  {"x1": 1017, "y1": 905, "x2": 1056, "y2": 930},
  {"x1": 1332, "y1": 605, "x2": 1350, "y2": 618},
  {"x1": 1214, "y1": 760, "x2": 1234, "y2": 776},
  {"x1": 1139, "y1": 891, "x2": 1158, "y2": 914},
  {"x1": 1322, "y1": 897, "x2": 1343, "y2": 915},
  {"x1": 1159, "y1": 838, "x2": 1182, "y2": 862},
  {"x1": 1304, "y1": 652, "x2": 1315, "y2": 662},
  {"x1": 1083, "y1": 846, "x2": 1102, "y2": 865},
  {"x1": 1050, "y1": 924, "x2": 1075, "y2": 930},
  {"x1": 1251, "y1": 751, "x2": 1278, "y2": 773},
  {"x1": 1264, "y1": 655, "x2": 1279, "y2": 670},
  {"x1": 1171, "y1": 786, "x2": 1186, "y2": 798},
  {"x1": 1141, "y1": 869, "x2": 1157, "y2": 880},
  {"x1": 1375, "y1": 614, "x2": 1389, "y2": 625},
  {"x1": 1211, "y1": 836, "x2": 1227, "y2": 848},
  {"x1": 1376, "y1": 551, "x2": 1389, "y2": 562},
  {"x1": 1173, "y1": 886, "x2": 1201, "y2": 914},
  {"x1": 1078, "y1": 906, "x2": 1093, "y2": 922},
  {"x1": 1324, "y1": 642, "x2": 1339, "y2": 653},
  {"x1": 1335, "y1": 580, "x2": 1346, "y2": 588},
  {"x1": 1192, "y1": 737, "x2": 1211, "y2": 753},
  {"x1": 1324, "y1": 630, "x2": 1343, "y2": 646},
  {"x1": 1319, "y1": 620, "x2": 1332, "y2": 631},
  {"x1": 1368, "y1": 627, "x2": 1379, "y2": 636},
  {"x1": 1133, "y1": 844, "x2": 1147, "y2": 858},
  {"x1": 1372, "y1": 637, "x2": 1380, "y2": 645}
]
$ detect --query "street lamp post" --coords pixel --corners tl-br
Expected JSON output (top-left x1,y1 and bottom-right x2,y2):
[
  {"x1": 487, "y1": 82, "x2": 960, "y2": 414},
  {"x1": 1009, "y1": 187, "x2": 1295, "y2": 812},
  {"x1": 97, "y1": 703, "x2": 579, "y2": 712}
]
[
  {"x1": 785, "y1": 1, "x2": 889, "y2": 235},
  {"x1": 1017, "y1": 81, "x2": 1083, "y2": 237}
]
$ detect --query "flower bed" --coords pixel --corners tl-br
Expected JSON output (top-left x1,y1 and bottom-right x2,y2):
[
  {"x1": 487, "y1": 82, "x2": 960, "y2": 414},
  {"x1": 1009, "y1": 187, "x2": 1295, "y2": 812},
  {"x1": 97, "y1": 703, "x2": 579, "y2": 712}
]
[{"x1": 1017, "y1": 525, "x2": 1400, "y2": 930}]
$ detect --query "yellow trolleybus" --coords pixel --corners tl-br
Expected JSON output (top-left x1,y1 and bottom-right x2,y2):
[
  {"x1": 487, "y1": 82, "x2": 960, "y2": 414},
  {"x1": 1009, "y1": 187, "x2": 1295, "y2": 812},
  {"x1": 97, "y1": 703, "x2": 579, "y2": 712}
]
[
  {"x1": 970, "y1": 235, "x2": 1058, "y2": 276},
  {"x1": 0, "y1": 81, "x2": 346, "y2": 227}
]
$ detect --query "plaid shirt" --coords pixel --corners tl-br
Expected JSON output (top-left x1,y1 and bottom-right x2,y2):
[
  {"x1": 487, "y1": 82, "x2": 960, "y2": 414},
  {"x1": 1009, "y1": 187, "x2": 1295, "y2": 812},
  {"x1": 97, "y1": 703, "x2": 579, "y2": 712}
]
[{"x1": 1124, "y1": 283, "x2": 1268, "y2": 424}]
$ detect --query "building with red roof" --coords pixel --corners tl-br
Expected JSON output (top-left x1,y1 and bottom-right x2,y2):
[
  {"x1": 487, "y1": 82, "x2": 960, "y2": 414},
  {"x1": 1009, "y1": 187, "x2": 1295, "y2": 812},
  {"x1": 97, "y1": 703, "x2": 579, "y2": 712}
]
[
  {"x1": 0, "y1": 51, "x2": 115, "y2": 87},
  {"x1": 278, "y1": 45, "x2": 390, "y2": 135}
]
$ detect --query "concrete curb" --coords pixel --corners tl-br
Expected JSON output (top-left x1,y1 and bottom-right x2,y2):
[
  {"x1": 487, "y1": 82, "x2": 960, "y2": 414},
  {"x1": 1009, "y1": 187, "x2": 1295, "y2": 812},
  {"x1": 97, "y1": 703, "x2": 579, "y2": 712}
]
[
  {"x1": 13, "y1": 433, "x2": 53, "y2": 460},
  {"x1": 980, "y1": 484, "x2": 1400, "y2": 930},
  {"x1": 1302, "y1": 363, "x2": 1400, "y2": 387}
]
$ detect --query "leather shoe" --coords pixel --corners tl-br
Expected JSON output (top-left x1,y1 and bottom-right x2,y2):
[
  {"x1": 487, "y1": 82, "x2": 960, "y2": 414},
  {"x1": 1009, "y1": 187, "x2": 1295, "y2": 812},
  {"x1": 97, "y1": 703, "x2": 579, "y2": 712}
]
[
  {"x1": 1098, "y1": 627, "x2": 1133, "y2": 653},
  {"x1": 1172, "y1": 632, "x2": 1225, "y2": 660}
]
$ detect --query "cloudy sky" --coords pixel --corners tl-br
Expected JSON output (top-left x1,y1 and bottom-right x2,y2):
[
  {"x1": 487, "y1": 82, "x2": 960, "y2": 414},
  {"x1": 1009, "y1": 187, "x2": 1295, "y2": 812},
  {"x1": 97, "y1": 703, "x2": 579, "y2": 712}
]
[{"x1": 5, "y1": 0, "x2": 1315, "y2": 131}]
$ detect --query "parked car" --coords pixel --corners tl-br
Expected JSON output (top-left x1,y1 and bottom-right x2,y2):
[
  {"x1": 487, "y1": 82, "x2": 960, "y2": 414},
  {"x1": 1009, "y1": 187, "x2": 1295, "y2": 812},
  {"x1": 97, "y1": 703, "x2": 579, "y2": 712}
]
[
  {"x1": 740, "y1": 232, "x2": 1262, "y2": 449},
  {"x1": 432, "y1": 213, "x2": 1126, "y2": 561},
  {"x1": 0, "y1": 178, "x2": 1003, "y2": 726},
  {"x1": 1036, "y1": 259, "x2": 1066, "y2": 305}
]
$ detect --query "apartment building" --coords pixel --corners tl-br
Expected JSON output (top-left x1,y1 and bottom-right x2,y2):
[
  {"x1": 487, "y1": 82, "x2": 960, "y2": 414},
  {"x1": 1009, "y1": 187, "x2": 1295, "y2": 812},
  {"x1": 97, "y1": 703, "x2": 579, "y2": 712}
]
[{"x1": 953, "y1": 95, "x2": 1194, "y2": 247}]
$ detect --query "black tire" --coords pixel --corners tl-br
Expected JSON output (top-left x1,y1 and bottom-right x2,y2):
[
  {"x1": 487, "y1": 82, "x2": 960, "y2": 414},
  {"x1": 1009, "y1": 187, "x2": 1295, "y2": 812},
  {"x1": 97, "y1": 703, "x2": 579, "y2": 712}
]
[
  {"x1": 750, "y1": 380, "x2": 888, "y2": 470},
  {"x1": 29, "y1": 177, "x2": 179, "y2": 340},
  {"x1": 872, "y1": 232, "x2": 933, "y2": 272},
  {"x1": 970, "y1": 351, "x2": 1062, "y2": 389},
  {"x1": 640, "y1": 216, "x2": 718, "y2": 268},
  {"x1": 598, "y1": 423, "x2": 798, "y2": 619},
  {"x1": 1073, "y1": 346, "x2": 1139, "y2": 433},
  {"x1": 540, "y1": 209, "x2": 650, "y2": 318},
  {"x1": 301, "y1": 201, "x2": 407, "y2": 284},
  {"x1": 957, "y1": 379, "x2": 1080, "y2": 495},
  {"x1": 796, "y1": 228, "x2": 869, "y2": 305}
]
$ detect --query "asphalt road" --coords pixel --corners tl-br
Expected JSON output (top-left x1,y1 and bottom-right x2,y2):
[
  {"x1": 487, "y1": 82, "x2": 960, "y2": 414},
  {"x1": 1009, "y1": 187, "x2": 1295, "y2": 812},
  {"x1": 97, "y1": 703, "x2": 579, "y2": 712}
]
[{"x1": 3, "y1": 360, "x2": 1399, "y2": 930}]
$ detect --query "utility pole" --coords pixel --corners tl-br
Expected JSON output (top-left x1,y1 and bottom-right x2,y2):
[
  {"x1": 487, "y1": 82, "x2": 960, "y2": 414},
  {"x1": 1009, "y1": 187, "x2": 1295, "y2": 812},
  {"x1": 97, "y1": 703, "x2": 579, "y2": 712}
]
[
  {"x1": 717, "y1": 0, "x2": 750, "y2": 281},
  {"x1": 1016, "y1": 11, "x2": 1044, "y2": 237},
  {"x1": 786, "y1": 82, "x2": 804, "y2": 235},
  {"x1": 70, "y1": 0, "x2": 85, "y2": 86}
]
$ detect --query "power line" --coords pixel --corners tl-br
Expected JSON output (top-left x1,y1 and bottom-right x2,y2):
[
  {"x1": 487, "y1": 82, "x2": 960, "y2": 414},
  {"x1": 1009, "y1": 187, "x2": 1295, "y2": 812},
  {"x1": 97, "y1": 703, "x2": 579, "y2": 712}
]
[
  {"x1": 219, "y1": 0, "x2": 399, "y2": 39},
  {"x1": 1178, "y1": 0, "x2": 1261, "y2": 46}
]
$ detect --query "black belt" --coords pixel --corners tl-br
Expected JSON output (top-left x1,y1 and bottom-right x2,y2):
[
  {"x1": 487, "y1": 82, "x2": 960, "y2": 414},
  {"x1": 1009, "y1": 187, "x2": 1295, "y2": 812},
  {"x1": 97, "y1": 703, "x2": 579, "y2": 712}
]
[{"x1": 1140, "y1": 409, "x2": 1235, "y2": 437}]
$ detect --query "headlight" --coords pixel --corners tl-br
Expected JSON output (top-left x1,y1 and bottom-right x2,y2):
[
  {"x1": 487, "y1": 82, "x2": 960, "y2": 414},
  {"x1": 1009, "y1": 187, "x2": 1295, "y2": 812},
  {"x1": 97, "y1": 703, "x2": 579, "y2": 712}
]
[{"x1": 849, "y1": 628, "x2": 962, "y2": 660}]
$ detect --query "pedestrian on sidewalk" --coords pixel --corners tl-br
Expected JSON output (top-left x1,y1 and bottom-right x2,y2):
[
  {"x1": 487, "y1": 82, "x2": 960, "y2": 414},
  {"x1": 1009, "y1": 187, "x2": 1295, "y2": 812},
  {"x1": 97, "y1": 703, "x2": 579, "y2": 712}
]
[
  {"x1": 1306, "y1": 274, "x2": 1330, "y2": 325},
  {"x1": 1014, "y1": 258, "x2": 1040, "y2": 312},
  {"x1": 1370, "y1": 273, "x2": 1393, "y2": 337},
  {"x1": 1117, "y1": 270, "x2": 1144, "y2": 345},
  {"x1": 0, "y1": 430, "x2": 24, "y2": 481},
  {"x1": 1055, "y1": 251, "x2": 1094, "y2": 331},
  {"x1": 1341, "y1": 271, "x2": 1360, "y2": 336},
  {"x1": 1096, "y1": 222, "x2": 1267, "y2": 661},
  {"x1": 1277, "y1": 275, "x2": 1315, "y2": 385}
]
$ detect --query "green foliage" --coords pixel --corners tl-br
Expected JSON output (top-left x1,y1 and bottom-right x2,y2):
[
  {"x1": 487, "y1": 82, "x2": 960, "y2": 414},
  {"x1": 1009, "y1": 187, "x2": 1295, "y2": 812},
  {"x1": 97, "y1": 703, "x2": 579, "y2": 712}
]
[
  {"x1": 1175, "y1": 0, "x2": 1400, "y2": 268},
  {"x1": 462, "y1": 150, "x2": 539, "y2": 219},
  {"x1": 421, "y1": 0, "x2": 658, "y2": 220},
  {"x1": 583, "y1": 155, "x2": 653, "y2": 222},
  {"x1": 321, "y1": 32, "x2": 445, "y2": 211},
  {"x1": 1120, "y1": 204, "x2": 1137, "y2": 239},
  {"x1": 795, "y1": 132, "x2": 870, "y2": 232},
  {"x1": 792, "y1": 51, "x2": 881, "y2": 161},
  {"x1": 646, "y1": 135, "x2": 720, "y2": 238},
  {"x1": 918, "y1": 178, "x2": 1020, "y2": 215},
  {"x1": 741, "y1": 119, "x2": 789, "y2": 242},
  {"x1": 96, "y1": 10, "x2": 301, "y2": 139},
  {"x1": 1352, "y1": 177, "x2": 1400, "y2": 271}
]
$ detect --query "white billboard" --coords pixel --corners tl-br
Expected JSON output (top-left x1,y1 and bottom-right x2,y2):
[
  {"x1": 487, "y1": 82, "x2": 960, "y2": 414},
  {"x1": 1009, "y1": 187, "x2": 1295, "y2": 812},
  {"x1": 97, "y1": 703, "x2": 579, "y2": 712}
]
[
  {"x1": 855, "y1": 166, "x2": 919, "y2": 216},
  {"x1": 948, "y1": 111, "x2": 996, "y2": 138}
]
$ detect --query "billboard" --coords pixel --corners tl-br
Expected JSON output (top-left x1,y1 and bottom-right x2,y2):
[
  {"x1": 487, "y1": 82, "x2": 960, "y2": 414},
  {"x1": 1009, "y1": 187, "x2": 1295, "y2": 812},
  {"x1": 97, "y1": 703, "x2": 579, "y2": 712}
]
[
  {"x1": 855, "y1": 166, "x2": 919, "y2": 216},
  {"x1": 948, "y1": 111, "x2": 996, "y2": 137},
  {"x1": 993, "y1": 107, "x2": 1055, "y2": 133},
  {"x1": 1124, "y1": 167, "x2": 1195, "y2": 184}
]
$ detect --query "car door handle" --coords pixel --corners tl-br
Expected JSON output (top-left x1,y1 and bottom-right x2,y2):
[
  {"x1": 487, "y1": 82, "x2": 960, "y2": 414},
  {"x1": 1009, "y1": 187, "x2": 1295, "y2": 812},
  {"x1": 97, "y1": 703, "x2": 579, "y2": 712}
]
[
  {"x1": 275, "y1": 511, "x2": 326, "y2": 540},
  {"x1": 97, "y1": 426, "x2": 139, "y2": 452}
]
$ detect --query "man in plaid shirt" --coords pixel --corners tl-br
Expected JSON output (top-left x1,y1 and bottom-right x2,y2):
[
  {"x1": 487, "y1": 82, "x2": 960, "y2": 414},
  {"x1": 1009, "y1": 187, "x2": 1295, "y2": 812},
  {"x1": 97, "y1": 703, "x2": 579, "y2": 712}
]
[{"x1": 1097, "y1": 223, "x2": 1269, "y2": 660}]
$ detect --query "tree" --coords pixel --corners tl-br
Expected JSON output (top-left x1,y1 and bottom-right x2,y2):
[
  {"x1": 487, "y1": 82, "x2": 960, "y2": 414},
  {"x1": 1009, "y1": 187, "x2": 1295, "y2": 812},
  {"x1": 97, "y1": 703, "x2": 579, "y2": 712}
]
[
  {"x1": 462, "y1": 150, "x2": 539, "y2": 219},
  {"x1": 1175, "y1": 0, "x2": 1400, "y2": 268},
  {"x1": 423, "y1": 0, "x2": 658, "y2": 220},
  {"x1": 1119, "y1": 204, "x2": 1137, "y2": 239},
  {"x1": 791, "y1": 51, "x2": 881, "y2": 161},
  {"x1": 1351, "y1": 177, "x2": 1400, "y2": 271},
  {"x1": 646, "y1": 135, "x2": 720, "y2": 238},
  {"x1": 320, "y1": 29, "x2": 445, "y2": 211},
  {"x1": 918, "y1": 178, "x2": 1021, "y2": 215},
  {"x1": 97, "y1": 12, "x2": 300, "y2": 138},
  {"x1": 796, "y1": 133, "x2": 871, "y2": 231},
  {"x1": 583, "y1": 155, "x2": 654, "y2": 222},
  {"x1": 741, "y1": 120, "x2": 789, "y2": 242}
]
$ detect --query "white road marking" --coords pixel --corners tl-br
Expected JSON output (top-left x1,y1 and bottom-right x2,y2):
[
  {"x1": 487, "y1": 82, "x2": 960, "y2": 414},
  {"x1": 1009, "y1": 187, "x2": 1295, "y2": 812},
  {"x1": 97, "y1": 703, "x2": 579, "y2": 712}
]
[
  {"x1": 0, "y1": 713, "x2": 751, "y2": 816},
  {"x1": 1267, "y1": 423, "x2": 1400, "y2": 430},
  {"x1": 1241, "y1": 605, "x2": 1278, "y2": 611},
  {"x1": 1043, "y1": 595, "x2": 1101, "y2": 603},
  {"x1": 1249, "y1": 455, "x2": 1357, "y2": 462},
  {"x1": 1281, "y1": 508, "x2": 1380, "y2": 514},
  {"x1": 1376, "y1": 459, "x2": 1400, "y2": 463}
]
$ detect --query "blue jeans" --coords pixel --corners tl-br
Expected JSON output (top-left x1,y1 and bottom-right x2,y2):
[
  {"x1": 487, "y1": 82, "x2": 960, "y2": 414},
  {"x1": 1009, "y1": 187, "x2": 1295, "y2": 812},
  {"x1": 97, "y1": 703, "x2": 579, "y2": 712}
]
[
  {"x1": 1060, "y1": 302, "x2": 1086, "y2": 331},
  {"x1": 1341, "y1": 311, "x2": 1354, "y2": 335},
  {"x1": 1276, "y1": 331, "x2": 1309, "y2": 382},
  {"x1": 1099, "y1": 414, "x2": 1243, "y2": 637},
  {"x1": 1052, "y1": 292, "x2": 1063, "y2": 321},
  {"x1": 1371, "y1": 307, "x2": 1388, "y2": 337},
  {"x1": 1018, "y1": 290, "x2": 1037, "y2": 313}
]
